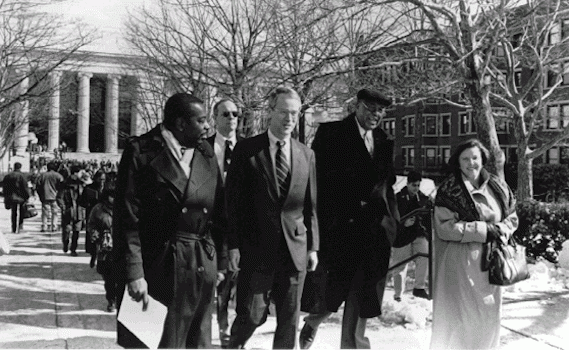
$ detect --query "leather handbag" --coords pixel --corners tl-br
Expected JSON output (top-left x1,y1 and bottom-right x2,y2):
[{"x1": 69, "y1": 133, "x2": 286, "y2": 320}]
[
  {"x1": 22, "y1": 202, "x2": 38, "y2": 219},
  {"x1": 488, "y1": 235, "x2": 530, "y2": 286}
]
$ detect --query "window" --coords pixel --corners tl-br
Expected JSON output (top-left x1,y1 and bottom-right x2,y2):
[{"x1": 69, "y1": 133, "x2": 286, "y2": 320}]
[
  {"x1": 545, "y1": 103, "x2": 569, "y2": 130},
  {"x1": 548, "y1": 105, "x2": 560, "y2": 129},
  {"x1": 550, "y1": 22, "x2": 561, "y2": 45},
  {"x1": 439, "y1": 114, "x2": 451, "y2": 136},
  {"x1": 402, "y1": 146, "x2": 415, "y2": 167},
  {"x1": 493, "y1": 108, "x2": 512, "y2": 134},
  {"x1": 424, "y1": 147, "x2": 437, "y2": 167},
  {"x1": 563, "y1": 19, "x2": 569, "y2": 39},
  {"x1": 402, "y1": 115, "x2": 414, "y2": 137},
  {"x1": 547, "y1": 148, "x2": 560, "y2": 164},
  {"x1": 440, "y1": 147, "x2": 451, "y2": 165},
  {"x1": 563, "y1": 104, "x2": 569, "y2": 128},
  {"x1": 514, "y1": 70, "x2": 522, "y2": 88},
  {"x1": 547, "y1": 61, "x2": 569, "y2": 87},
  {"x1": 382, "y1": 118, "x2": 395, "y2": 136},
  {"x1": 561, "y1": 147, "x2": 569, "y2": 164},
  {"x1": 423, "y1": 114, "x2": 438, "y2": 136},
  {"x1": 459, "y1": 111, "x2": 476, "y2": 134}
]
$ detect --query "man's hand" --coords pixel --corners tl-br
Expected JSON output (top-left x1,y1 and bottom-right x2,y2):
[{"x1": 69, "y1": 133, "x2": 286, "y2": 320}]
[
  {"x1": 229, "y1": 248, "x2": 240, "y2": 272},
  {"x1": 307, "y1": 251, "x2": 318, "y2": 272},
  {"x1": 403, "y1": 216, "x2": 416, "y2": 227},
  {"x1": 217, "y1": 272, "x2": 225, "y2": 286},
  {"x1": 127, "y1": 278, "x2": 149, "y2": 311}
]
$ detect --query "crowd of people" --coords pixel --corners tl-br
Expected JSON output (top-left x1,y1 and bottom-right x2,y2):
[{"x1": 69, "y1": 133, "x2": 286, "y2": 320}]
[{"x1": 2, "y1": 86, "x2": 518, "y2": 350}]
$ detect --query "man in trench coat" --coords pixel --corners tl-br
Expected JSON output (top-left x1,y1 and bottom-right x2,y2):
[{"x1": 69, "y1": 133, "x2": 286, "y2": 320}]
[
  {"x1": 113, "y1": 93, "x2": 225, "y2": 348},
  {"x1": 300, "y1": 89, "x2": 397, "y2": 349}
]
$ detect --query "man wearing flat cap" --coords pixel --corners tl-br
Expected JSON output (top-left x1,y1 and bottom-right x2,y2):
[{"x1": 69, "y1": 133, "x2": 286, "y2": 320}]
[{"x1": 300, "y1": 89, "x2": 397, "y2": 348}]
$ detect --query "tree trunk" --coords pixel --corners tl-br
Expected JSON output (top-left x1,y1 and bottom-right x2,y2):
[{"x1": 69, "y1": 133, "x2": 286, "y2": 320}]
[
  {"x1": 517, "y1": 152, "x2": 533, "y2": 201},
  {"x1": 471, "y1": 91, "x2": 505, "y2": 181}
]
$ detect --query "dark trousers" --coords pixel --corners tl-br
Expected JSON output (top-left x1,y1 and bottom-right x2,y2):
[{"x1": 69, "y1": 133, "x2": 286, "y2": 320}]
[
  {"x1": 229, "y1": 248, "x2": 306, "y2": 349},
  {"x1": 10, "y1": 203, "x2": 24, "y2": 233},
  {"x1": 62, "y1": 229, "x2": 79, "y2": 253},
  {"x1": 98, "y1": 260, "x2": 117, "y2": 303},
  {"x1": 217, "y1": 271, "x2": 237, "y2": 333}
]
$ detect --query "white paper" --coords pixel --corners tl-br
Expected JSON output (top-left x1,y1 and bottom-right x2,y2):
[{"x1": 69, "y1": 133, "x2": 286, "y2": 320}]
[{"x1": 117, "y1": 289, "x2": 168, "y2": 349}]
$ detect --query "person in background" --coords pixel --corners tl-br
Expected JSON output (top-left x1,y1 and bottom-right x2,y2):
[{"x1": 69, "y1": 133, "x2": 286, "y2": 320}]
[
  {"x1": 391, "y1": 171, "x2": 432, "y2": 301},
  {"x1": 3, "y1": 162, "x2": 30, "y2": 234},
  {"x1": 430, "y1": 139, "x2": 518, "y2": 349},
  {"x1": 36, "y1": 162, "x2": 65, "y2": 232},
  {"x1": 57, "y1": 164, "x2": 86, "y2": 256},
  {"x1": 206, "y1": 98, "x2": 243, "y2": 348},
  {"x1": 88, "y1": 179, "x2": 118, "y2": 312},
  {"x1": 79, "y1": 170, "x2": 107, "y2": 266}
]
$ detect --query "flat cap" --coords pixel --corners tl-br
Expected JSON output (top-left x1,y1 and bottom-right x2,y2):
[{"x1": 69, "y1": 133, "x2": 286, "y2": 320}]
[{"x1": 357, "y1": 89, "x2": 391, "y2": 107}]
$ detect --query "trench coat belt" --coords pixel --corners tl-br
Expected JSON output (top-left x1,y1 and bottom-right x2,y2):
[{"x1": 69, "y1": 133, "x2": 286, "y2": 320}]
[{"x1": 174, "y1": 231, "x2": 216, "y2": 261}]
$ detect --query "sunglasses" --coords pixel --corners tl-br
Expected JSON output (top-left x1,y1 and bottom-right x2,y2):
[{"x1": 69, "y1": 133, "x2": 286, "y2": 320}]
[
  {"x1": 361, "y1": 102, "x2": 386, "y2": 114},
  {"x1": 222, "y1": 111, "x2": 241, "y2": 118}
]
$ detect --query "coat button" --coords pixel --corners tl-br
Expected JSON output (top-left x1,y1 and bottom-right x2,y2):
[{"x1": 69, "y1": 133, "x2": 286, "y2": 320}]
[
  {"x1": 197, "y1": 266, "x2": 204, "y2": 272},
  {"x1": 203, "y1": 208, "x2": 208, "y2": 214},
  {"x1": 182, "y1": 207, "x2": 188, "y2": 213}
]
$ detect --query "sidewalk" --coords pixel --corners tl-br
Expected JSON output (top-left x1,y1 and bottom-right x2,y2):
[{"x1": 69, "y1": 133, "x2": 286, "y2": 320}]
[{"x1": 0, "y1": 196, "x2": 568, "y2": 349}]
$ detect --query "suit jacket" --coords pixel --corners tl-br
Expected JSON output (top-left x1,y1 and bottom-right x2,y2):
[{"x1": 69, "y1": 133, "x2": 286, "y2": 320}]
[
  {"x1": 225, "y1": 132, "x2": 318, "y2": 272},
  {"x1": 303, "y1": 113, "x2": 395, "y2": 318},
  {"x1": 113, "y1": 125, "x2": 224, "y2": 286},
  {"x1": 3, "y1": 170, "x2": 30, "y2": 206}
]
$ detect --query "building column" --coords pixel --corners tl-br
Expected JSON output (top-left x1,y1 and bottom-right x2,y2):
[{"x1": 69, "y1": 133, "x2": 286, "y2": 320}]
[
  {"x1": 76, "y1": 72, "x2": 92, "y2": 153},
  {"x1": 14, "y1": 76, "x2": 29, "y2": 156},
  {"x1": 48, "y1": 71, "x2": 62, "y2": 152},
  {"x1": 105, "y1": 74, "x2": 121, "y2": 153},
  {"x1": 130, "y1": 82, "x2": 142, "y2": 137}
]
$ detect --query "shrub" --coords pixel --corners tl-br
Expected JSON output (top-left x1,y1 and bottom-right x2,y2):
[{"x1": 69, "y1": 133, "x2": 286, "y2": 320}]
[
  {"x1": 532, "y1": 163, "x2": 569, "y2": 201},
  {"x1": 516, "y1": 200, "x2": 569, "y2": 263}
]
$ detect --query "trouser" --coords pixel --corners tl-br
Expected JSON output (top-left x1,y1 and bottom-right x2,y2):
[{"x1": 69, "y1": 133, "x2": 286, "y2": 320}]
[
  {"x1": 217, "y1": 271, "x2": 238, "y2": 334},
  {"x1": 303, "y1": 269, "x2": 373, "y2": 349},
  {"x1": 98, "y1": 260, "x2": 117, "y2": 303},
  {"x1": 41, "y1": 200, "x2": 59, "y2": 230},
  {"x1": 229, "y1": 250, "x2": 306, "y2": 349},
  {"x1": 390, "y1": 237, "x2": 429, "y2": 298},
  {"x1": 10, "y1": 203, "x2": 24, "y2": 233}
]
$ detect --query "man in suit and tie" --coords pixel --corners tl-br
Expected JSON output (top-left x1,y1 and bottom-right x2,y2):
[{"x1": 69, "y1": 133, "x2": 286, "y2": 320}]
[
  {"x1": 206, "y1": 98, "x2": 243, "y2": 347},
  {"x1": 300, "y1": 89, "x2": 396, "y2": 349},
  {"x1": 225, "y1": 86, "x2": 319, "y2": 349},
  {"x1": 113, "y1": 93, "x2": 225, "y2": 348}
]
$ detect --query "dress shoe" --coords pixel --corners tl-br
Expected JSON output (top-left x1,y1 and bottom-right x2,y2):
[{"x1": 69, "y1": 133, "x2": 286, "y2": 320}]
[
  {"x1": 107, "y1": 301, "x2": 116, "y2": 312},
  {"x1": 394, "y1": 295, "x2": 402, "y2": 302},
  {"x1": 70, "y1": 251, "x2": 78, "y2": 257},
  {"x1": 299, "y1": 323, "x2": 318, "y2": 349},
  {"x1": 412, "y1": 288, "x2": 430, "y2": 300}
]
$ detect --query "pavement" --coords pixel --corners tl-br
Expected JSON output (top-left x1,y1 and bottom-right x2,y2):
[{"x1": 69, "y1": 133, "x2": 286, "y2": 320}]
[{"x1": 0, "y1": 196, "x2": 568, "y2": 349}]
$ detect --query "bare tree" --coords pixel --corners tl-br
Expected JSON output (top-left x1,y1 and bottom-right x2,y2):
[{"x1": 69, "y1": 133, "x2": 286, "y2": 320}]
[{"x1": 0, "y1": 0, "x2": 95, "y2": 160}]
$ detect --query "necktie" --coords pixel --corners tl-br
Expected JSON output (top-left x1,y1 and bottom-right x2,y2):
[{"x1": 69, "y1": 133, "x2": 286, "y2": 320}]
[
  {"x1": 224, "y1": 140, "x2": 233, "y2": 173},
  {"x1": 276, "y1": 141, "x2": 290, "y2": 200},
  {"x1": 364, "y1": 131, "x2": 373, "y2": 156}
]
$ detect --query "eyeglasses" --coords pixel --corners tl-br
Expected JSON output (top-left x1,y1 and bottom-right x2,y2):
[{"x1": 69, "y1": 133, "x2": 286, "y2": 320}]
[
  {"x1": 361, "y1": 102, "x2": 386, "y2": 114},
  {"x1": 222, "y1": 111, "x2": 241, "y2": 118}
]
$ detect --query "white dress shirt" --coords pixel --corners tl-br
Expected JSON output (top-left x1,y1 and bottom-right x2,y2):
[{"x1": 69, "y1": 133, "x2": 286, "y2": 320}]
[
  {"x1": 355, "y1": 117, "x2": 374, "y2": 155},
  {"x1": 268, "y1": 130, "x2": 291, "y2": 197},
  {"x1": 161, "y1": 124, "x2": 194, "y2": 178}
]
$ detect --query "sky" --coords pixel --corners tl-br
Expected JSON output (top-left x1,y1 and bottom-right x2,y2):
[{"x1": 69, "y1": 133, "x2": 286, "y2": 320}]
[{"x1": 42, "y1": 0, "x2": 150, "y2": 54}]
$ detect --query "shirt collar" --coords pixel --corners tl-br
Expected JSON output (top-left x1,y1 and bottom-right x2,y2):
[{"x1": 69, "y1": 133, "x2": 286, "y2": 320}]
[
  {"x1": 161, "y1": 124, "x2": 185, "y2": 160},
  {"x1": 215, "y1": 132, "x2": 237, "y2": 147},
  {"x1": 268, "y1": 129, "x2": 290, "y2": 148},
  {"x1": 461, "y1": 172, "x2": 489, "y2": 193}
]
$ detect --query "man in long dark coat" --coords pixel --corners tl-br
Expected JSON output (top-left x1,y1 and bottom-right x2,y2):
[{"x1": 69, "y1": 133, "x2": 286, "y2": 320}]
[
  {"x1": 3, "y1": 162, "x2": 30, "y2": 233},
  {"x1": 113, "y1": 93, "x2": 225, "y2": 348},
  {"x1": 300, "y1": 89, "x2": 397, "y2": 349}
]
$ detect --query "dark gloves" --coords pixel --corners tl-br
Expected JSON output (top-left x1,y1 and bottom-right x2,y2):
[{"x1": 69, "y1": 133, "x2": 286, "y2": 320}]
[{"x1": 486, "y1": 223, "x2": 502, "y2": 243}]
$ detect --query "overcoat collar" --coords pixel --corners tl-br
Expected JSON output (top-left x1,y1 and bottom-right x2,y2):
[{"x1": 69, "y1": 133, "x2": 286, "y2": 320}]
[{"x1": 147, "y1": 125, "x2": 215, "y2": 202}]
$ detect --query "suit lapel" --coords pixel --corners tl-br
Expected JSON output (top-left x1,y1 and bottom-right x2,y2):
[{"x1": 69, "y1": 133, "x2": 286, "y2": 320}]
[
  {"x1": 255, "y1": 133, "x2": 279, "y2": 204},
  {"x1": 347, "y1": 116, "x2": 373, "y2": 161},
  {"x1": 149, "y1": 147, "x2": 187, "y2": 201},
  {"x1": 186, "y1": 147, "x2": 216, "y2": 199}
]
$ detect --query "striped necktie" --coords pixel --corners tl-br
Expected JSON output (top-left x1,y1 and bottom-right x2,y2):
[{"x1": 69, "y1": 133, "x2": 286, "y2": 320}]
[{"x1": 276, "y1": 141, "x2": 290, "y2": 200}]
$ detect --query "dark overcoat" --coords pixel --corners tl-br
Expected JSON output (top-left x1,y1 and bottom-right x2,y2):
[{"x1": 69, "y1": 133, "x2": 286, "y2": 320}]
[
  {"x1": 113, "y1": 125, "x2": 224, "y2": 348},
  {"x1": 301, "y1": 114, "x2": 396, "y2": 318},
  {"x1": 3, "y1": 170, "x2": 30, "y2": 206}
]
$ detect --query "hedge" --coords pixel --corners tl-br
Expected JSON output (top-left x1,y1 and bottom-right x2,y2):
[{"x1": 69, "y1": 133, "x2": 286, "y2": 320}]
[{"x1": 516, "y1": 200, "x2": 569, "y2": 263}]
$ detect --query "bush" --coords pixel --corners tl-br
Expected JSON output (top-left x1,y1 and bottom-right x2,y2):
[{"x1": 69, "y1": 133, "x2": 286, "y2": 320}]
[
  {"x1": 516, "y1": 200, "x2": 569, "y2": 263},
  {"x1": 532, "y1": 163, "x2": 569, "y2": 201}
]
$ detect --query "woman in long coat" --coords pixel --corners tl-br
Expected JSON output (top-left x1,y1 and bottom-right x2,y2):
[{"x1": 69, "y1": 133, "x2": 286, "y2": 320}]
[{"x1": 430, "y1": 139, "x2": 518, "y2": 349}]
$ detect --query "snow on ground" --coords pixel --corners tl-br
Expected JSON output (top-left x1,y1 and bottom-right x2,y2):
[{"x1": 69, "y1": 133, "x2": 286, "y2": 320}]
[{"x1": 377, "y1": 258, "x2": 569, "y2": 330}]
